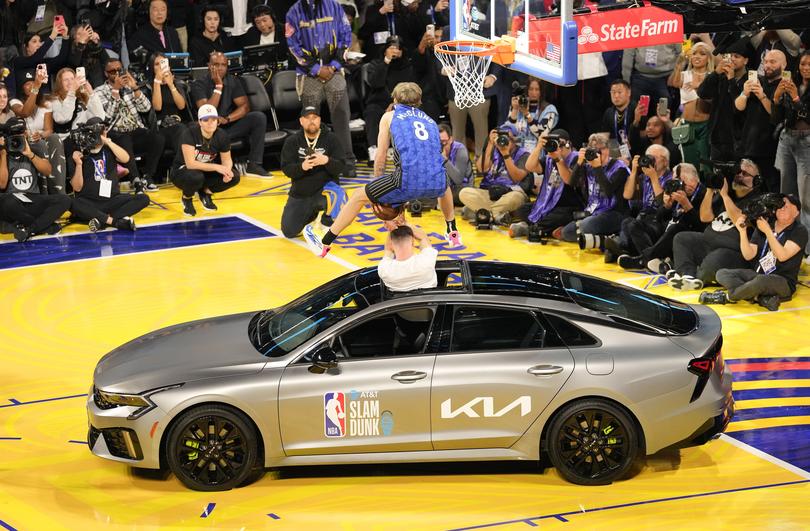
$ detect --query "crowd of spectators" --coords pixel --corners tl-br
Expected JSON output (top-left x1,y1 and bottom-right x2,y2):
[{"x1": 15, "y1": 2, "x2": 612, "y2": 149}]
[{"x1": 0, "y1": 0, "x2": 807, "y2": 311}]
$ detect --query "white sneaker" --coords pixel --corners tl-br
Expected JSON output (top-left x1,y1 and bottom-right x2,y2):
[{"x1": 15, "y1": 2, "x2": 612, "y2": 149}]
[
  {"x1": 303, "y1": 223, "x2": 331, "y2": 258},
  {"x1": 368, "y1": 145, "x2": 378, "y2": 163}
]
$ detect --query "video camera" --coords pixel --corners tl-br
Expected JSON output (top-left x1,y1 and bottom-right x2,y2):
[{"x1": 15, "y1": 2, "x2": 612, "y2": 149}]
[
  {"x1": 742, "y1": 193, "x2": 784, "y2": 227},
  {"x1": 0, "y1": 118, "x2": 27, "y2": 156},
  {"x1": 69, "y1": 119, "x2": 110, "y2": 155},
  {"x1": 124, "y1": 46, "x2": 151, "y2": 90},
  {"x1": 704, "y1": 160, "x2": 736, "y2": 189}
]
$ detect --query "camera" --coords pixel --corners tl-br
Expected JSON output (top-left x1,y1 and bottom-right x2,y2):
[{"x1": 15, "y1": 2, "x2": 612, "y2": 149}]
[
  {"x1": 742, "y1": 193, "x2": 783, "y2": 227},
  {"x1": 475, "y1": 208, "x2": 492, "y2": 230},
  {"x1": 663, "y1": 178, "x2": 684, "y2": 195},
  {"x1": 511, "y1": 81, "x2": 528, "y2": 107},
  {"x1": 637, "y1": 154, "x2": 655, "y2": 169},
  {"x1": 584, "y1": 147, "x2": 599, "y2": 162},
  {"x1": 544, "y1": 134, "x2": 561, "y2": 152},
  {"x1": 496, "y1": 129, "x2": 512, "y2": 148},
  {"x1": 705, "y1": 160, "x2": 736, "y2": 189},
  {"x1": 69, "y1": 120, "x2": 107, "y2": 155},
  {"x1": 407, "y1": 199, "x2": 423, "y2": 217},
  {"x1": 0, "y1": 118, "x2": 27, "y2": 155},
  {"x1": 125, "y1": 45, "x2": 150, "y2": 88}
]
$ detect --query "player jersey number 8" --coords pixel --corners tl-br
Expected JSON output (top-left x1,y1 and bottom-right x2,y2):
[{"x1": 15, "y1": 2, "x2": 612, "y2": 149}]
[{"x1": 390, "y1": 104, "x2": 444, "y2": 191}]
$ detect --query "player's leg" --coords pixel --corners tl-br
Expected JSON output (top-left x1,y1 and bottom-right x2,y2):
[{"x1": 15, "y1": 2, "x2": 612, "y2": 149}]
[
  {"x1": 302, "y1": 186, "x2": 369, "y2": 257},
  {"x1": 438, "y1": 185, "x2": 463, "y2": 247}
]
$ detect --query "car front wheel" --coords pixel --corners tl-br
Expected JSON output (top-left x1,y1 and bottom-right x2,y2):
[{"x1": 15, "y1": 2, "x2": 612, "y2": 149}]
[
  {"x1": 547, "y1": 399, "x2": 639, "y2": 485},
  {"x1": 166, "y1": 405, "x2": 261, "y2": 491}
]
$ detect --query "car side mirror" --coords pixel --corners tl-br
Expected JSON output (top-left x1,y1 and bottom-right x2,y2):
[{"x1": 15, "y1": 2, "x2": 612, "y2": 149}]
[{"x1": 311, "y1": 344, "x2": 338, "y2": 370}]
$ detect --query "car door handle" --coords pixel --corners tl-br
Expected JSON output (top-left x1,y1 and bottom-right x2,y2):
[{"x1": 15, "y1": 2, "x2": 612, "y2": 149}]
[
  {"x1": 391, "y1": 370, "x2": 428, "y2": 383},
  {"x1": 527, "y1": 365, "x2": 564, "y2": 376}
]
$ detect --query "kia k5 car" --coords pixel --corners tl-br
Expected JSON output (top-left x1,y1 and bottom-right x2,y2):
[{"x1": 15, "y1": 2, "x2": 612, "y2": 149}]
[{"x1": 87, "y1": 260, "x2": 734, "y2": 491}]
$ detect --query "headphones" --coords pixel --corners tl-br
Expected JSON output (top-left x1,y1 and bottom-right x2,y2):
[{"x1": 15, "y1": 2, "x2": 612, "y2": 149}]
[{"x1": 738, "y1": 158, "x2": 762, "y2": 189}]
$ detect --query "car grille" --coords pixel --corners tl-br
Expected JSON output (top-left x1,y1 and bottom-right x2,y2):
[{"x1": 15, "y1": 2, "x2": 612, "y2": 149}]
[
  {"x1": 88, "y1": 426, "x2": 143, "y2": 460},
  {"x1": 93, "y1": 387, "x2": 117, "y2": 410}
]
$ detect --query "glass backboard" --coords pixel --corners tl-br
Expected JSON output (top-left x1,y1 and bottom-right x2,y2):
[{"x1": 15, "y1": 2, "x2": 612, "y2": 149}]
[{"x1": 451, "y1": 0, "x2": 578, "y2": 86}]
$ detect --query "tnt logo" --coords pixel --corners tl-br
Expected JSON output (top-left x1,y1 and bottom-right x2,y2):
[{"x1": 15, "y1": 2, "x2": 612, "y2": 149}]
[
  {"x1": 578, "y1": 26, "x2": 599, "y2": 45},
  {"x1": 324, "y1": 392, "x2": 346, "y2": 437}
]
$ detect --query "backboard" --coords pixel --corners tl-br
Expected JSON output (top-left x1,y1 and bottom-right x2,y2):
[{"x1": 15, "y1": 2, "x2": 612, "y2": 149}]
[{"x1": 450, "y1": 0, "x2": 579, "y2": 86}]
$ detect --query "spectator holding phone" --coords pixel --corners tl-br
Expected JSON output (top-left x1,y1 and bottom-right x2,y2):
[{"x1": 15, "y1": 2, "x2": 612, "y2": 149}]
[
  {"x1": 9, "y1": 18, "x2": 70, "y2": 98},
  {"x1": 51, "y1": 67, "x2": 106, "y2": 136},
  {"x1": 149, "y1": 52, "x2": 188, "y2": 151},
  {"x1": 66, "y1": 20, "x2": 106, "y2": 88},
  {"x1": 279, "y1": 105, "x2": 346, "y2": 238},
  {"x1": 668, "y1": 42, "x2": 713, "y2": 172}
]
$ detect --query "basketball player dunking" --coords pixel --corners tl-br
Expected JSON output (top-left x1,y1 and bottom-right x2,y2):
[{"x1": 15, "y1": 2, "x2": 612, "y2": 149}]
[{"x1": 303, "y1": 82, "x2": 462, "y2": 258}]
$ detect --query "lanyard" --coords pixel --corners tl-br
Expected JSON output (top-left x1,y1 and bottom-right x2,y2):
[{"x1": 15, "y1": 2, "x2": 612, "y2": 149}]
[
  {"x1": 387, "y1": 14, "x2": 396, "y2": 35},
  {"x1": 675, "y1": 184, "x2": 701, "y2": 215},
  {"x1": 614, "y1": 108, "x2": 628, "y2": 142},
  {"x1": 759, "y1": 230, "x2": 785, "y2": 260}
]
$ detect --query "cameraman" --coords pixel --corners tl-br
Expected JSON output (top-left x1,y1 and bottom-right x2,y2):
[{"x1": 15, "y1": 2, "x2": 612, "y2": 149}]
[
  {"x1": 605, "y1": 145, "x2": 672, "y2": 264},
  {"x1": 439, "y1": 123, "x2": 473, "y2": 206},
  {"x1": 280, "y1": 106, "x2": 346, "y2": 238},
  {"x1": 702, "y1": 194, "x2": 807, "y2": 311},
  {"x1": 0, "y1": 119, "x2": 71, "y2": 242},
  {"x1": 559, "y1": 133, "x2": 630, "y2": 244},
  {"x1": 69, "y1": 118, "x2": 149, "y2": 232},
  {"x1": 509, "y1": 129, "x2": 581, "y2": 238},
  {"x1": 669, "y1": 159, "x2": 762, "y2": 291},
  {"x1": 459, "y1": 124, "x2": 531, "y2": 226},
  {"x1": 97, "y1": 59, "x2": 166, "y2": 192},
  {"x1": 505, "y1": 77, "x2": 558, "y2": 152}
]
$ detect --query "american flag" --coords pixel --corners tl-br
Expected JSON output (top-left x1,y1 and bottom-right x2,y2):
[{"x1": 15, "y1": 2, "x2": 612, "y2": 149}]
[{"x1": 546, "y1": 42, "x2": 561, "y2": 63}]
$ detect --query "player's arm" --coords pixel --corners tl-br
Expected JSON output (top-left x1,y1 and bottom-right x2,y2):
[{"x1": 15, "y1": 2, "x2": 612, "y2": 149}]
[{"x1": 374, "y1": 111, "x2": 394, "y2": 177}]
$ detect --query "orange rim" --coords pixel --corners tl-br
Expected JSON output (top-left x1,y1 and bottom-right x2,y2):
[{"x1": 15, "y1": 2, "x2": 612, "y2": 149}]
[{"x1": 434, "y1": 40, "x2": 498, "y2": 57}]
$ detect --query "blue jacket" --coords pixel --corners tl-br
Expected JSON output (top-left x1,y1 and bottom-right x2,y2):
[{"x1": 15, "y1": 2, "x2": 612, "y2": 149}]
[{"x1": 286, "y1": 0, "x2": 352, "y2": 76}]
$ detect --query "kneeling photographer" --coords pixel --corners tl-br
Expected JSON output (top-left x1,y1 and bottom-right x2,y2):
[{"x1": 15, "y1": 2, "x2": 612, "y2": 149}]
[
  {"x1": 509, "y1": 129, "x2": 582, "y2": 239},
  {"x1": 701, "y1": 194, "x2": 807, "y2": 311},
  {"x1": 0, "y1": 118, "x2": 71, "y2": 242},
  {"x1": 559, "y1": 133, "x2": 630, "y2": 244},
  {"x1": 68, "y1": 118, "x2": 149, "y2": 232},
  {"x1": 668, "y1": 159, "x2": 762, "y2": 290},
  {"x1": 459, "y1": 125, "x2": 531, "y2": 227},
  {"x1": 605, "y1": 145, "x2": 672, "y2": 264}
]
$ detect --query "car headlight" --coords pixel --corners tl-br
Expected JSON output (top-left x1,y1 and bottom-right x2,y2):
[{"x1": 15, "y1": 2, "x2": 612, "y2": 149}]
[{"x1": 94, "y1": 384, "x2": 183, "y2": 419}]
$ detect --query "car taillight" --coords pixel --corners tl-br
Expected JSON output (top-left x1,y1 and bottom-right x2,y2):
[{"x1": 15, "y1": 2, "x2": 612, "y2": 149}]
[{"x1": 688, "y1": 334, "x2": 723, "y2": 403}]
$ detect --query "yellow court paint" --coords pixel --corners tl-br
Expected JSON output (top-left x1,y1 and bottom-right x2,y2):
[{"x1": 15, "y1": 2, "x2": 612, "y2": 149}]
[{"x1": 1, "y1": 172, "x2": 809, "y2": 529}]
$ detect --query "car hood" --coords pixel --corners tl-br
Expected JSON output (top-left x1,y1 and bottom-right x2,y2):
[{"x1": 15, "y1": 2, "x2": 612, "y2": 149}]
[{"x1": 94, "y1": 311, "x2": 267, "y2": 394}]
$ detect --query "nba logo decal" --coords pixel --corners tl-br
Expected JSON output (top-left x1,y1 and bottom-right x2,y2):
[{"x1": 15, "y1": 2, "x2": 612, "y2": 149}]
[{"x1": 324, "y1": 392, "x2": 346, "y2": 437}]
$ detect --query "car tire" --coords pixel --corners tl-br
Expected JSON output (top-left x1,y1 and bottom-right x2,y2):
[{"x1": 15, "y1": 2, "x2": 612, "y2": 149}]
[
  {"x1": 546, "y1": 399, "x2": 639, "y2": 485},
  {"x1": 166, "y1": 405, "x2": 261, "y2": 491}
]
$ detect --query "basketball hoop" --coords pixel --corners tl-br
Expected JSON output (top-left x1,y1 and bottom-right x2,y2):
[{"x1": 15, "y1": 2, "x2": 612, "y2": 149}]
[{"x1": 434, "y1": 40, "x2": 498, "y2": 109}]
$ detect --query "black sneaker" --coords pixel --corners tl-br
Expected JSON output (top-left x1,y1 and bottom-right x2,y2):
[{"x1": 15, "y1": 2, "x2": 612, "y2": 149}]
[
  {"x1": 245, "y1": 162, "x2": 269, "y2": 177},
  {"x1": 181, "y1": 196, "x2": 196, "y2": 217},
  {"x1": 13, "y1": 225, "x2": 31, "y2": 243},
  {"x1": 45, "y1": 222, "x2": 62, "y2": 235},
  {"x1": 88, "y1": 218, "x2": 103, "y2": 232},
  {"x1": 198, "y1": 191, "x2": 217, "y2": 211},
  {"x1": 602, "y1": 235, "x2": 622, "y2": 263},
  {"x1": 114, "y1": 217, "x2": 136, "y2": 231},
  {"x1": 618, "y1": 254, "x2": 645, "y2": 270},
  {"x1": 757, "y1": 294, "x2": 780, "y2": 311},
  {"x1": 699, "y1": 291, "x2": 729, "y2": 305}
]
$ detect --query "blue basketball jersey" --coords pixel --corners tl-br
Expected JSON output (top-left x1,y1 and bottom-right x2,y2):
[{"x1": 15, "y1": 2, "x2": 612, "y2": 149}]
[{"x1": 389, "y1": 104, "x2": 445, "y2": 193}]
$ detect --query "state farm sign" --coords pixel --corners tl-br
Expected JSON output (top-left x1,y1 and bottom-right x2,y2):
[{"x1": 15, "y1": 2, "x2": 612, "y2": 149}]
[{"x1": 517, "y1": 5, "x2": 683, "y2": 57}]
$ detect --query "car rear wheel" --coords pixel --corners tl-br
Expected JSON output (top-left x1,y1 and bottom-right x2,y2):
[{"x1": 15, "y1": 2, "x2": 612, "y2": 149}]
[
  {"x1": 547, "y1": 399, "x2": 639, "y2": 485},
  {"x1": 166, "y1": 405, "x2": 261, "y2": 491}
]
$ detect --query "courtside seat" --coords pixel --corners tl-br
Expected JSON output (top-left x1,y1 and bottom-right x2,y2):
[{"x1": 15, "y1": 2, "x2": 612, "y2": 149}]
[{"x1": 270, "y1": 70, "x2": 303, "y2": 132}]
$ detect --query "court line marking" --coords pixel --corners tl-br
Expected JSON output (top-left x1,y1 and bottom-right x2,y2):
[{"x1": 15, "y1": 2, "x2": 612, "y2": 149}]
[
  {"x1": 0, "y1": 215, "x2": 276, "y2": 273},
  {"x1": 0, "y1": 437, "x2": 22, "y2": 440},
  {"x1": 446, "y1": 478, "x2": 810, "y2": 531},
  {"x1": 0, "y1": 519, "x2": 18, "y2": 531},
  {"x1": 1, "y1": 393, "x2": 86, "y2": 409},
  {"x1": 719, "y1": 433, "x2": 810, "y2": 480}
]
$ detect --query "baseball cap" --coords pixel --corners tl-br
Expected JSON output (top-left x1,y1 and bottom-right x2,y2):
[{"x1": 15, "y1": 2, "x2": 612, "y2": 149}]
[
  {"x1": 197, "y1": 104, "x2": 218, "y2": 120},
  {"x1": 549, "y1": 128, "x2": 570, "y2": 141},
  {"x1": 300, "y1": 105, "x2": 320, "y2": 118},
  {"x1": 497, "y1": 123, "x2": 519, "y2": 137}
]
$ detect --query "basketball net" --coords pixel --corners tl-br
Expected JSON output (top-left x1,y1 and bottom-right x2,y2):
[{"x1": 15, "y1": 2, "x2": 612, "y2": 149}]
[{"x1": 434, "y1": 41, "x2": 496, "y2": 109}]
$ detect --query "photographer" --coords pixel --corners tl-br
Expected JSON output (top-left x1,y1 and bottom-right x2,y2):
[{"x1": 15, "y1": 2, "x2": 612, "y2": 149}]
[
  {"x1": 439, "y1": 123, "x2": 473, "y2": 206},
  {"x1": 669, "y1": 159, "x2": 762, "y2": 291},
  {"x1": 191, "y1": 51, "x2": 268, "y2": 177},
  {"x1": 506, "y1": 77, "x2": 558, "y2": 152},
  {"x1": 280, "y1": 106, "x2": 346, "y2": 238},
  {"x1": 509, "y1": 129, "x2": 581, "y2": 239},
  {"x1": 459, "y1": 124, "x2": 531, "y2": 226},
  {"x1": 0, "y1": 119, "x2": 71, "y2": 242},
  {"x1": 702, "y1": 194, "x2": 807, "y2": 311},
  {"x1": 170, "y1": 105, "x2": 239, "y2": 217},
  {"x1": 559, "y1": 132, "x2": 630, "y2": 244},
  {"x1": 604, "y1": 145, "x2": 672, "y2": 264},
  {"x1": 97, "y1": 59, "x2": 165, "y2": 192},
  {"x1": 69, "y1": 118, "x2": 148, "y2": 232}
]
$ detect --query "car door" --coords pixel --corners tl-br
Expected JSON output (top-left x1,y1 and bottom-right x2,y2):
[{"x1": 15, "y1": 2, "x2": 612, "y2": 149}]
[
  {"x1": 431, "y1": 304, "x2": 575, "y2": 450},
  {"x1": 278, "y1": 305, "x2": 438, "y2": 456}
]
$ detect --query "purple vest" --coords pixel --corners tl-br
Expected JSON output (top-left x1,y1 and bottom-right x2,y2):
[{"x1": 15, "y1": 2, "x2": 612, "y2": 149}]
[
  {"x1": 481, "y1": 146, "x2": 530, "y2": 190},
  {"x1": 585, "y1": 159, "x2": 629, "y2": 215},
  {"x1": 528, "y1": 151, "x2": 578, "y2": 223},
  {"x1": 639, "y1": 170, "x2": 672, "y2": 211}
]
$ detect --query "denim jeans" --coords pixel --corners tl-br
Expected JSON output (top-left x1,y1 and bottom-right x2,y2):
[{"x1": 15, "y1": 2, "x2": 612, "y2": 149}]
[
  {"x1": 561, "y1": 209, "x2": 626, "y2": 242},
  {"x1": 775, "y1": 129, "x2": 810, "y2": 253}
]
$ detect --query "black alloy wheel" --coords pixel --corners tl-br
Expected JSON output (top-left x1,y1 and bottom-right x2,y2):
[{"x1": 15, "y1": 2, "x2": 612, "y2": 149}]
[
  {"x1": 547, "y1": 399, "x2": 639, "y2": 485},
  {"x1": 166, "y1": 405, "x2": 260, "y2": 491}
]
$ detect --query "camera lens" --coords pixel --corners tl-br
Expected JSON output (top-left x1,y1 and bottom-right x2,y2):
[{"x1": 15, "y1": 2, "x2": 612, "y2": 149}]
[
  {"x1": 638, "y1": 155, "x2": 654, "y2": 169},
  {"x1": 585, "y1": 148, "x2": 599, "y2": 161},
  {"x1": 496, "y1": 133, "x2": 510, "y2": 147},
  {"x1": 545, "y1": 139, "x2": 559, "y2": 152}
]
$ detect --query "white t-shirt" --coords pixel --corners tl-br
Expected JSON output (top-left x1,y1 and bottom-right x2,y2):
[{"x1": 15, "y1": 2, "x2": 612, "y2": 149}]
[{"x1": 378, "y1": 247, "x2": 439, "y2": 292}]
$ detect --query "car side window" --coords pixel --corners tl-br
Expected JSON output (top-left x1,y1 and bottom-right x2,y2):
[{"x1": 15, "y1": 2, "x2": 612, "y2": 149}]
[
  {"x1": 544, "y1": 313, "x2": 599, "y2": 347},
  {"x1": 336, "y1": 307, "x2": 436, "y2": 360},
  {"x1": 450, "y1": 306, "x2": 547, "y2": 352}
]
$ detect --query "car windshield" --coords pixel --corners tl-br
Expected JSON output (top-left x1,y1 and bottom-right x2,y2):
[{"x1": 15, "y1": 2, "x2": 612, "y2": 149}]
[
  {"x1": 249, "y1": 268, "x2": 382, "y2": 356},
  {"x1": 560, "y1": 271, "x2": 697, "y2": 334}
]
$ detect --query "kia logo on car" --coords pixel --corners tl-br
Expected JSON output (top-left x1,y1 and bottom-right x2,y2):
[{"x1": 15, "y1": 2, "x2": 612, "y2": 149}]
[{"x1": 441, "y1": 396, "x2": 532, "y2": 419}]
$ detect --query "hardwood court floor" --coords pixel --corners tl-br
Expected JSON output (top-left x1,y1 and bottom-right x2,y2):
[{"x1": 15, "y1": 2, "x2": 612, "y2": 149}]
[{"x1": 1, "y1": 168, "x2": 809, "y2": 530}]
